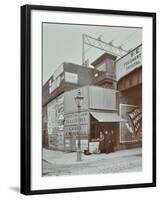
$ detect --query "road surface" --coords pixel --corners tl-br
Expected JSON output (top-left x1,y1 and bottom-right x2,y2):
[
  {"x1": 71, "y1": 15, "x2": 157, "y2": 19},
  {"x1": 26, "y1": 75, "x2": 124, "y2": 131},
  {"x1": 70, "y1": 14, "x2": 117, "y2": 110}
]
[{"x1": 42, "y1": 148, "x2": 142, "y2": 176}]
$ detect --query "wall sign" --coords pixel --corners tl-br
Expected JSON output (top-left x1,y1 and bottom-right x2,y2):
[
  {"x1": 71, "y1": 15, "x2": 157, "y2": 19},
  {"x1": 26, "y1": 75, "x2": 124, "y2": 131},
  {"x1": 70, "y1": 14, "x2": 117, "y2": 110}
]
[
  {"x1": 64, "y1": 111, "x2": 89, "y2": 135},
  {"x1": 64, "y1": 111, "x2": 89, "y2": 126},
  {"x1": 65, "y1": 72, "x2": 78, "y2": 84},
  {"x1": 119, "y1": 104, "x2": 142, "y2": 143},
  {"x1": 127, "y1": 107, "x2": 142, "y2": 135},
  {"x1": 116, "y1": 45, "x2": 142, "y2": 81}
]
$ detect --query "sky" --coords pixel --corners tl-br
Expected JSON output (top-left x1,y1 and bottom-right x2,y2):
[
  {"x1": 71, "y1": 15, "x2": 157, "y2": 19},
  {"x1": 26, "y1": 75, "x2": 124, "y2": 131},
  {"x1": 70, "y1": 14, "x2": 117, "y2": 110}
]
[{"x1": 43, "y1": 23, "x2": 142, "y2": 85}]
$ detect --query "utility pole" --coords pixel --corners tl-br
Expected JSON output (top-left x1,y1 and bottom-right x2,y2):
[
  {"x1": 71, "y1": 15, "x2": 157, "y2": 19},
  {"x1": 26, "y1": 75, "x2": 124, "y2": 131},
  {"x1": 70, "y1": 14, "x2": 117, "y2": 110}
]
[{"x1": 82, "y1": 33, "x2": 85, "y2": 66}]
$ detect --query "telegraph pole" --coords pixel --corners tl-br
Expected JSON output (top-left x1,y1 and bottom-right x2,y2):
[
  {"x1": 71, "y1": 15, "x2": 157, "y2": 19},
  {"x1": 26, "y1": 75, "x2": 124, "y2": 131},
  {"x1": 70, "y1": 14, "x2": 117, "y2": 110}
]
[{"x1": 82, "y1": 33, "x2": 85, "y2": 66}]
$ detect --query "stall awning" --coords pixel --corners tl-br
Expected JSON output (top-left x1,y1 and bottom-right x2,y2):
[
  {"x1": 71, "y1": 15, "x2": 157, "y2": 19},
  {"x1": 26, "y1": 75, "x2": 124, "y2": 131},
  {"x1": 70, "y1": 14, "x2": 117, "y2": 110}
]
[{"x1": 90, "y1": 111, "x2": 126, "y2": 122}]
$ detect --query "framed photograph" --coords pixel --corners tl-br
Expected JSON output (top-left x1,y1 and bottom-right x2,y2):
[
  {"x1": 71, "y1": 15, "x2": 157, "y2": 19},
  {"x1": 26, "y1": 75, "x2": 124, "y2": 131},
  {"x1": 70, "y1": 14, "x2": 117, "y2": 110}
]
[{"x1": 21, "y1": 4, "x2": 156, "y2": 195}]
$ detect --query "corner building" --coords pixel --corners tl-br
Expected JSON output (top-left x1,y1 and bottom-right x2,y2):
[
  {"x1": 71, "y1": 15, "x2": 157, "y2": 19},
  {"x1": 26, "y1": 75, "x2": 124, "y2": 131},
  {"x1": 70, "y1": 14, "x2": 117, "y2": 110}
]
[{"x1": 42, "y1": 44, "x2": 142, "y2": 152}]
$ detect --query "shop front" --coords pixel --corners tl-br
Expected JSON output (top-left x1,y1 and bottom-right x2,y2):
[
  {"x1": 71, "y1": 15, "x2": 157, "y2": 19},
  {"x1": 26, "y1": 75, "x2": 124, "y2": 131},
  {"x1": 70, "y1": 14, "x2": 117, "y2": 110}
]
[
  {"x1": 63, "y1": 110, "x2": 126, "y2": 153},
  {"x1": 90, "y1": 111, "x2": 126, "y2": 152}
]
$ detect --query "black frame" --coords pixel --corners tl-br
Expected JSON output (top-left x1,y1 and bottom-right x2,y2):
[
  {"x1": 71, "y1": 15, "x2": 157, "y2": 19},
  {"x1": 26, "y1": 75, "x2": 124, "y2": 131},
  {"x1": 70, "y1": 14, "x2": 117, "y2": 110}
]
[{"x1": 21, "y1": 4, "x2": 156, "y2": 195}]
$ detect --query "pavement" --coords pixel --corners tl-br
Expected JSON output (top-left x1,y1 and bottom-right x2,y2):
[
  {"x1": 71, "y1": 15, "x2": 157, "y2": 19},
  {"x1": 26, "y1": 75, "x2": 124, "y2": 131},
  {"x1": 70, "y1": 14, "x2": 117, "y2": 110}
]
[{"x1": 42, "y1": 148, "x2": 142, "y2": 176}]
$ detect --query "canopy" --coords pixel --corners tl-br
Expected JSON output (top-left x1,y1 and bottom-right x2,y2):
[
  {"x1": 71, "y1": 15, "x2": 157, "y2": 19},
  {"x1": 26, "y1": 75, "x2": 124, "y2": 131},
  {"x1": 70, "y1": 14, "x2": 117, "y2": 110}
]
[{"x1": 90, "y1": 111, "x2": 126, "y2": 122}]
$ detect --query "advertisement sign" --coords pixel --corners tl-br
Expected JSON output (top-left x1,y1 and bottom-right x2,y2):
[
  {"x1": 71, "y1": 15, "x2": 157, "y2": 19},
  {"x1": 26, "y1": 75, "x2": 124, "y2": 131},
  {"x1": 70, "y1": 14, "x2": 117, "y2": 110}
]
[
  {"x1": 64, "y1": 124, "x2": 89, "y2": 136},
  {"x1": 65, "y1": 72, "x2": 78, "y2": 84},
  {"x1": 64, "y1": 111, "x2": 89, "y2": 126},
  {"x1": 119, "y1": 104, "x2": 142, "y2": 143},
  {"x1": 64, "y1": 111, "x2": 89, "y2": 136},
  {"x1": 47, "y1": 94, "x2": 64, "y2": 134},
  {"x1": 116, "y1": 45, "x2": 142, "y2": 81},
  {"x1": 127, "y1": 107, "x2": 142, "y2": 135},
  {"x1": 89, "y1": 142, "x2": 99, "y2": 153}
]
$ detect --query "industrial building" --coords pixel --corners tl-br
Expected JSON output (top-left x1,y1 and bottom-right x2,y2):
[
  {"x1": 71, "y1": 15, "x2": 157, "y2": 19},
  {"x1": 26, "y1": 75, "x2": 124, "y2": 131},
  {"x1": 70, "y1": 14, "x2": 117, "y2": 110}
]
[
  {"x1": 42, "y1": 62, "x2": 94, "y2": 148},
  {"x1": 45, "y1": 86, "x2": 126, "y2": 151},
  {"x1": 42, "y1": 44, "x2": 142, "y2": 152}
]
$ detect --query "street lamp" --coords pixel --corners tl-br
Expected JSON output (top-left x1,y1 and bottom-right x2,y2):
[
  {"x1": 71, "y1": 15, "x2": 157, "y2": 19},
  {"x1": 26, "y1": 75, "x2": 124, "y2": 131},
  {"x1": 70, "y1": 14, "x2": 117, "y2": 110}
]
[{"x1": 75, "y1": 89, "x2": 84, "y2": 161}]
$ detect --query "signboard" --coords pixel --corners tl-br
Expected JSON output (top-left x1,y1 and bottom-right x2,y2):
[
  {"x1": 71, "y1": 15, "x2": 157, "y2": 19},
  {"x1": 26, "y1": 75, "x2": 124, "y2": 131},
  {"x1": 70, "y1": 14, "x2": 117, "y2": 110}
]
[
  {"x1": 89, "y1": 142, "x2": 99, "y2": 153},
  {"x1": 64, "y1": 111, "x2": 89, "y2": 126},
  {"x1": 119, "y1": 104, "x2": 142, "y2": 143},
  {"x1": 47, "y1": 94, "x2": 64, "y2": 134},
  {"x1": 116, "y1": 45, "x2": 142, "y2": 81},
  {"x1": 127, "y1": 107, "x2": 142, "y2": 135},
  {"x1": 64, "y1": 111, "x2": 89, "y2": 136},
  {"x1": 64, "y1": 124, "x2": 89, "y2": 136},
  {"x1": 65, "y1": 72, "x2": 78, "y2": 84}
]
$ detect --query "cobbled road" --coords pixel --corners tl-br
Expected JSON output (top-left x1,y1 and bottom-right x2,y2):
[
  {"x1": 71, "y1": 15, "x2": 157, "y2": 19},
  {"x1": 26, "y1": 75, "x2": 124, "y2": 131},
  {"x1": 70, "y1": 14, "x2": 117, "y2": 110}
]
[{"x1": 43, "y1": 153, "x2": 142, "y2": 176}]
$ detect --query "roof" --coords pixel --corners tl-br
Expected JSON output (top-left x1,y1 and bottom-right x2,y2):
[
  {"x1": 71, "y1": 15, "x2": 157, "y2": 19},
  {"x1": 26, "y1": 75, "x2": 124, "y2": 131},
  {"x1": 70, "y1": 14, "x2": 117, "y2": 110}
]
[{"x1": 91, "y1": 53, "x2": 117, "y2": 67}]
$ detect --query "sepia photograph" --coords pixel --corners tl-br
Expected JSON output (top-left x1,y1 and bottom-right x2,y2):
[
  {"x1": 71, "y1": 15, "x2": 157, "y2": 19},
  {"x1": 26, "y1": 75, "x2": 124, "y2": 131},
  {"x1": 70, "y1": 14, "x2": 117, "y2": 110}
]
[
  {"x1": 42, "y1": 23, "x2": 142, "y2": 177},
  {"x1": 21, "y1": 5, "x2": 156, "y2": 194}
]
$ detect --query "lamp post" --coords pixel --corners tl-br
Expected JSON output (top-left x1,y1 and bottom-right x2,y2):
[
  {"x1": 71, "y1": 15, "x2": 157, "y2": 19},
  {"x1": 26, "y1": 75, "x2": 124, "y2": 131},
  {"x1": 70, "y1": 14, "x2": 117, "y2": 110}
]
[{"x1": 75, "y1": 89, "x2": 84, "y2": 161}]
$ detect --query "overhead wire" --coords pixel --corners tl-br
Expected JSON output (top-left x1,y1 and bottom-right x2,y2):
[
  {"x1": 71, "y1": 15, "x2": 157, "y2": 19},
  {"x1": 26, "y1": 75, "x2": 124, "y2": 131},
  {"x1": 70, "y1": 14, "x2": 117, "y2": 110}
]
[{"x1": 83, "y1": 29, "x2": 141, "y2": 62}]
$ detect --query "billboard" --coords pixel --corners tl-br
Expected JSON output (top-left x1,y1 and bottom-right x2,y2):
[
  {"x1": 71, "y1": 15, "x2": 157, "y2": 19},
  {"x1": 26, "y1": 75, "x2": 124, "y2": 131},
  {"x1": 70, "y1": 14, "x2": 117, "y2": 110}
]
[
  {"x1": 47, "y1": 94, "x2": 64, "y2": 135},
  {"x1": 119, "y1": 104, "x2": 142, "y2": 143},
  {"x1": 64, "y1": 111, "x2": 89, "y2": 136},
  {"x1": 116, "y1": 45, "x2": 142, "y2": 81}
]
